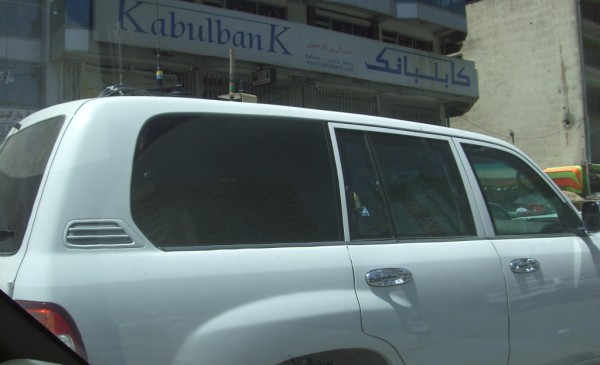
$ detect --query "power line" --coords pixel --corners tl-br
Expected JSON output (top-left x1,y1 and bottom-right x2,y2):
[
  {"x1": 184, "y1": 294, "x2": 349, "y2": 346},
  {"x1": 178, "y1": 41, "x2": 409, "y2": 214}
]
[
  {"x1": 455, "y1": 116, "x2": 505, "y2": 138},
  {"x1": 455, "y1": 116, "x2": 565, "y2": 141}
]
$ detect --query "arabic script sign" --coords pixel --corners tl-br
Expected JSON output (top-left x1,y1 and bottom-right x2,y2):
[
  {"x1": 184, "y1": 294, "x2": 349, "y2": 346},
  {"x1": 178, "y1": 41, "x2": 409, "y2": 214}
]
[
  {"x1": 366, "y1": 47, "x2": 470, "y2": 88},
  {"x1": 95, "y1": 0, "x2": 478, "y2": 98}
]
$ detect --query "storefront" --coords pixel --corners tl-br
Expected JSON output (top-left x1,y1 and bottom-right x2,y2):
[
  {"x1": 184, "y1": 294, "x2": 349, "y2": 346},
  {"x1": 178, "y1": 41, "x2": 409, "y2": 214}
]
[{"x1": 2, "y1": 0, "x2": 478, "y2": 136}]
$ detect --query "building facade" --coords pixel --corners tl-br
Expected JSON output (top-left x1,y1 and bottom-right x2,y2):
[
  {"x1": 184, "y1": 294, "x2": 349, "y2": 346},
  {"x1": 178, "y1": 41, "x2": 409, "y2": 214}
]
[
  {"x1": 1, "y1": 0, "x2": 477, "y2": 137},
  {"x1": 452, "y1": 0, "x2": 600, "y2": 171}
]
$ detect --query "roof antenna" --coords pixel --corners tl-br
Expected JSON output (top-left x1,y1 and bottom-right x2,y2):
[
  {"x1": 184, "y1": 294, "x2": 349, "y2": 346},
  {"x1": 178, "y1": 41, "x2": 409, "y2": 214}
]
[{"x1": 155, "y1": 0, "x2": 163, "y2": 89}]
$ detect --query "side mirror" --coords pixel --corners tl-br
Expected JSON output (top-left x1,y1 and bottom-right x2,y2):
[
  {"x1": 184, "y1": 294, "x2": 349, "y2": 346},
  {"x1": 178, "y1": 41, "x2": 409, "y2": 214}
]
[{"x1": 582, "y1": 201, "x2": 600, "y2": 232}]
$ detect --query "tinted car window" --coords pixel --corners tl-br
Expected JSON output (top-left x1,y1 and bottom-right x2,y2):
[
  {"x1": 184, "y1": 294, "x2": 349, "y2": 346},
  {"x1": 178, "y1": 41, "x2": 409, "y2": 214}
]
[
  {"x1": 131, "y1": 115, "x2": 341, "y2": 248},
  {"x1": 0, "y1": 116, "x2": 64, "y2": 254},
  {"x1": 336, "y1": 130, "x2": 392, "y2": 240},
  {"x1": 337, "y1": 129, "x2": 476, "y2": 240},
  {"x1": 463, "y1": 143, "x2": 582, "y2": 236}
]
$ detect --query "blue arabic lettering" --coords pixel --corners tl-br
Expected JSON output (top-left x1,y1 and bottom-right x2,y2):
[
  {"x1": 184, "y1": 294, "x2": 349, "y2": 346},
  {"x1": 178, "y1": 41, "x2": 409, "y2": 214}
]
[{"x1": 365, "y1": 47, "x2": 470, "y2": 87}]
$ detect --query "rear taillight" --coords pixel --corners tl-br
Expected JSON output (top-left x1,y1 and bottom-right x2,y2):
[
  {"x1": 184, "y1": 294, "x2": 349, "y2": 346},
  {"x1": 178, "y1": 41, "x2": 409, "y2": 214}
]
[{"x1": 17, "y1": 300, "x2": 87, "y2": 359}]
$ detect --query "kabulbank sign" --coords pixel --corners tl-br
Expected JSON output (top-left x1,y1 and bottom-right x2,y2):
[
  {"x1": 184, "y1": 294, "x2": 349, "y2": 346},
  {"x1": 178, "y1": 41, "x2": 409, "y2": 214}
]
[
  {"x1": 117, "y1": 0, "x2": 290, "y2": 55},
  {"x1": 95, "y1": 0, "x2": 478, "y2": 98}
]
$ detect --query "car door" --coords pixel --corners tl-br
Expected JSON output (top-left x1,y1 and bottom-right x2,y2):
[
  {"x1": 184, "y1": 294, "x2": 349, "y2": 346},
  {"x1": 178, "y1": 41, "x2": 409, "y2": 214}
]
[
  {"x1": 459, "y1": 141, "x2": 600, "y2": 365},
  {"x1": 331, "y1": 125, "x2": 509, "y2": 365}
]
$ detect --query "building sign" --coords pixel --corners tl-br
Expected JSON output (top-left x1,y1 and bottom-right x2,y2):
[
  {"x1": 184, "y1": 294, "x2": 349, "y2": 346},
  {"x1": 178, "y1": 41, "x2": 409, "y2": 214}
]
[
  {"x1": 0, "y1": 71, "x2": 15, "y2": 85},
  {"x1": 95, "y1": 0, "x2": 478, "y2": 98},
  {"x1": 251, "y1": 68, "x2": 276, "y2": 86},
  {"x1": 365, "y1": 47, "x2": 471, "y2": 88}
]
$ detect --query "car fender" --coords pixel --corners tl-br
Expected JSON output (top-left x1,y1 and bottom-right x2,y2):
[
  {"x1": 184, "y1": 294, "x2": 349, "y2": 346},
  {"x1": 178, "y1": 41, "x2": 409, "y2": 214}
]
[{"x1": 171, "y1": 290, "x2": 403, "y2": 365}]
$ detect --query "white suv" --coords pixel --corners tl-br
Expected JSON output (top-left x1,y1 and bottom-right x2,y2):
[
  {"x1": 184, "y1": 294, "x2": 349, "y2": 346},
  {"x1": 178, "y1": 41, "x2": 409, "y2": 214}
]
[{"x1": 1, "y1": 96, "x2": 600, "y2": 365}]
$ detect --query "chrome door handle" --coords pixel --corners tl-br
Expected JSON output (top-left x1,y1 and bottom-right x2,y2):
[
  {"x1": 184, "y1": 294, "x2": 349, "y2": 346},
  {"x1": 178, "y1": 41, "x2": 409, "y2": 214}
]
[
  {"x1": 509, "y1": 258, "x2": 540, "y2": 273},
  {"x1": 366, "y1": 268, "x2": 413, "y2": 287}
]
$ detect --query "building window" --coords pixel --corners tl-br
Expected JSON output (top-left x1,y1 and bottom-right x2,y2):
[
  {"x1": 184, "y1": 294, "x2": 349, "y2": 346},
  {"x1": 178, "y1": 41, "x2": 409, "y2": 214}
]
[
  {"x1": 590, "y1": 115, "x2": 600, "y2": 163},
  {"x1": 227, "y1": 0, "x2": 285, "y2": 19},
  {"x1": 583, "y1": 38, "x2": 600, "y2": 70},
  {"x1": 587, "y1": 86, "x2": 600, "y2": 163},
  {"x1": 582, "y1": 0, "x2": 600, "y2": 23},
  {"x1": 382, "y1": 31, "x2": 433, "y2": 52},
  {"x1": 308, "y1": 7, "x2": 374, "y2": 39},
  {"x1": 50, "y1": 0, "x2": 92, "y2": 33},
  {"x1": 0, "y1": 0, "x2": 42, "y2": 38},
  {"x1": 398, "y1": 0, "x2": 466, "y2": 16},
  {"x1": 180, "y1": 0, "x2": 284, "y2": 17},
  {"x1": 202, "y1": 0, "x2": 225, "y2": 7},
  {"x1": 181, "y1": 0, "x2": 226, "y2": 7},
  {"x1": 316, "y1": 16, "x2": 372, "y2": 37},
  {"x1": 588, "y1": 86, "x2": 600, "y2": 115},
  {"x1": 64, "y1": 0, "x2": 92, "y2": 27}
]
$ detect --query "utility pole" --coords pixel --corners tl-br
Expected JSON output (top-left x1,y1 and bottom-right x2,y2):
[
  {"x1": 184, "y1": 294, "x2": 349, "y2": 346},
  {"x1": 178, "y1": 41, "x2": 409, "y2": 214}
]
[{"x1": 229, "y1": 48, "x2": 235, "y2": 100}]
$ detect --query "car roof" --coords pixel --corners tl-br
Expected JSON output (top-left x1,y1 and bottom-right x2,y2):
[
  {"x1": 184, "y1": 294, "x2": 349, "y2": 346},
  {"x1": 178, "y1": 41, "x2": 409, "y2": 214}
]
[{"x1": 14, "y1": 96, "x2": 514, "y2": 151}]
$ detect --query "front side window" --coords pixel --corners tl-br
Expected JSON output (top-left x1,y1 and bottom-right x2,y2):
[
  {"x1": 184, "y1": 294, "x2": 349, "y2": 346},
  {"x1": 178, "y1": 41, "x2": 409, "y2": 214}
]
[
  {"x1": 131, "y1": 115, "x2": 341, "y2": 248},
  {"x1": 462, "y1": 143, "x2": 582, "y2": 236},
  {"x1": 0, "y1": 116, "x2": 64, "y2": 254},
  {"x1": 337, "y1": 129, "x2": 476, "y2": 240}
]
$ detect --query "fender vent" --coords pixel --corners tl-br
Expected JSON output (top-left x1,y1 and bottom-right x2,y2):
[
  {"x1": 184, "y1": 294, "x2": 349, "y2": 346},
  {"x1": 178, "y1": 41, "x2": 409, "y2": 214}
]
[{"x1": 65, "y1": 221, "x2": 135, "y2": 247}]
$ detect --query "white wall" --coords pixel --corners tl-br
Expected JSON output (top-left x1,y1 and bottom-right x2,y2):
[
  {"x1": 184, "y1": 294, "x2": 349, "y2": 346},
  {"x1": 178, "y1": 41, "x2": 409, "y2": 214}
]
[{"x1": 451, "y1": 0, "x2": 586, "y2": 169}]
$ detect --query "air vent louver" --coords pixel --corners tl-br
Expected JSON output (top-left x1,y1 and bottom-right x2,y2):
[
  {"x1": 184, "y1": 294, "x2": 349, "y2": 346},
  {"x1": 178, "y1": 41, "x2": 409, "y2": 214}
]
[{"x1": 65, "y1": 221, "x2": 134, "y2": 246}]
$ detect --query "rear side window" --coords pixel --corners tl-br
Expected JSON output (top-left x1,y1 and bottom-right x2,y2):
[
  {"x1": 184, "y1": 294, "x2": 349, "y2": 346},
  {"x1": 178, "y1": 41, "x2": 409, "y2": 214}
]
[
  {"x1": 131, "y1": 115, "x2": 342, "y2": 249},
  {"x1": 0, "y1": 116, "x2": 64, "y2": 255},
  {"x1": 336, "y1": 129, "x2": 476, "y2": 240},
  {"x1": 463, "y1": 143, "x2": 582, "y2": 236}
]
